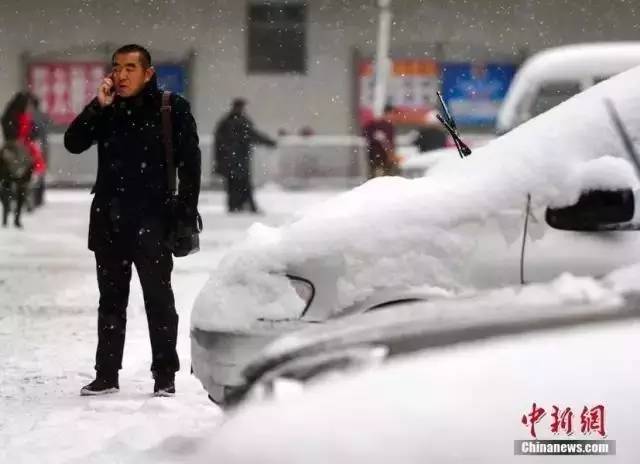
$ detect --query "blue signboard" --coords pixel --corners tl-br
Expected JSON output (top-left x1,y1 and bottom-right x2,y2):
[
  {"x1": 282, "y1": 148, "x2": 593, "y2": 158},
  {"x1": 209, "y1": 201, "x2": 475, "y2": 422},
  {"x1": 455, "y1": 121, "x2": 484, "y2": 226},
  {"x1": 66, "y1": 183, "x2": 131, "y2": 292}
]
[
  {"x1": 441, "y1": 62, "x2": 517, "y2": 128},
  {"x1": 155, "y1": 64, "x2": 187, "y2": 96}
]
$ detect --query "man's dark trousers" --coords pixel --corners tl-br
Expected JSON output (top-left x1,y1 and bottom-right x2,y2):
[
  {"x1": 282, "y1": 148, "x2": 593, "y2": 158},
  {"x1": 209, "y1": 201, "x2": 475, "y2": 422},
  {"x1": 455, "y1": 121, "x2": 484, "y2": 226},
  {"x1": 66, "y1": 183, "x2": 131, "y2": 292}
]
[
  {"x1": 226, "y1": 171, "x2": 257, "y2": 213},
  {"x1": 94, "y1": 243, "x2": 179, "y2": 375},
  {"x1": 225, "y1": 174, "x2": 241, "y2": 212},
  {"x1": 1, "y1": 176, "x2": 30, "y2": 226}
]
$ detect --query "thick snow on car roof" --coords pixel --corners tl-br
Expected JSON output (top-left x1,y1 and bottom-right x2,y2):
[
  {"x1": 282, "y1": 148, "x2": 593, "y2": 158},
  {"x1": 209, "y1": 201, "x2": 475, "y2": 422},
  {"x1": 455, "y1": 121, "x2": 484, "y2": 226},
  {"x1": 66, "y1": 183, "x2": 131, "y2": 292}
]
[
  {"x1": 513, "y1": 42, "x2": 640, "y2": 84},
  {"x1": 193, "y1": 65, "x2": 640, "y2": 330}
]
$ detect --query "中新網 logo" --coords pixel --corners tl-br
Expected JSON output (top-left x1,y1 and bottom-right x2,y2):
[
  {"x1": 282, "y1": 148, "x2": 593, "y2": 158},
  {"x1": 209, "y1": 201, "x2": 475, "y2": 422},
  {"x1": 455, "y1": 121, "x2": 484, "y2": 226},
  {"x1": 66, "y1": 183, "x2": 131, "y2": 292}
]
[
  {"x1": 515, "y1": 403, "x2": 614, "y2": 456},
  {"x1": 521, "y1": 403, "x2": 606, "y2": 438}
]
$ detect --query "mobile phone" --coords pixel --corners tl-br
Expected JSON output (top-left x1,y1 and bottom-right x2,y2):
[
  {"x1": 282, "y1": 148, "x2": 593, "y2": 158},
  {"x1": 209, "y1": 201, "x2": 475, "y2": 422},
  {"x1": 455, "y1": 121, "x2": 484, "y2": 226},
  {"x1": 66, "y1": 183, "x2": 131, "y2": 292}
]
[{"x1": 107, "y1": 72, "x2": 116, "y2": 96}]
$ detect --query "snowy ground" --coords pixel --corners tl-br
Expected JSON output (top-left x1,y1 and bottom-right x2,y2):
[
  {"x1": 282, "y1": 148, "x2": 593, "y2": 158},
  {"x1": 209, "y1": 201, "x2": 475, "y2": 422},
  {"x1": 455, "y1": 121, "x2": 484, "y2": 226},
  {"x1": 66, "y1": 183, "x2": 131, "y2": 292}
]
[{"x1": 0, "y1": 188, "x2": 337, "y2": 463}]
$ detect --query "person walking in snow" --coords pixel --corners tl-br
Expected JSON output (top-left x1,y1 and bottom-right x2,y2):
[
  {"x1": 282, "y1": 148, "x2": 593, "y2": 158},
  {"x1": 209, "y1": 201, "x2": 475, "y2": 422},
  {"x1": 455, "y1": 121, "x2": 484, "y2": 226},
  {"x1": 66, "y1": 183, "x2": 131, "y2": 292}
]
[
  {"x1": 363, "y1": 104, "x2": 396, "y2": 178},
  {"x1": 64, "y1": 44, "x2": 201, "y2": 397},
  {"x1": 0, "y1": 92, "x2": 38, "y2": 228},
  {"x1": 213, "y1": 98, "x2": 276, "y2": 213}
]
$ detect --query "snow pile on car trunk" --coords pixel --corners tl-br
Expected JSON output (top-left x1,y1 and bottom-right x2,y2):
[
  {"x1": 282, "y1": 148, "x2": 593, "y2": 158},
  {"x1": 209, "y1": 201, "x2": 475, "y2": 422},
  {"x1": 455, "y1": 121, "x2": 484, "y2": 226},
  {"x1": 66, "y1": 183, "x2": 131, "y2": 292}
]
[{"x1": 193, "y1": 65, "x2": 640, "y2": 330}]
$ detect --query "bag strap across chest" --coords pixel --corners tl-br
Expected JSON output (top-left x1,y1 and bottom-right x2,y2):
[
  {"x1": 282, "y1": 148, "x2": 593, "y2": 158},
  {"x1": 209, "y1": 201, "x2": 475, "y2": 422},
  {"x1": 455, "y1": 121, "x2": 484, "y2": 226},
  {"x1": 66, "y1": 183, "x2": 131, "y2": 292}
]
[{"x1": 160, "y1": 91, "x2": 176, "y2": 196}]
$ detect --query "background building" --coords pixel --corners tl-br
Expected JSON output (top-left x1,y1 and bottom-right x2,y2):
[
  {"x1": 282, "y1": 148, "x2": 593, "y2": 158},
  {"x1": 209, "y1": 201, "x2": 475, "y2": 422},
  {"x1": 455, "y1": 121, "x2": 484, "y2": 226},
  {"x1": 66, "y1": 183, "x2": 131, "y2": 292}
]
[
  {"x1": 2, "y1": 0, "x2": 640, "y2": 135},
  {"x1": 0, "y1": 0, "x2": 638, "y2": 184}
]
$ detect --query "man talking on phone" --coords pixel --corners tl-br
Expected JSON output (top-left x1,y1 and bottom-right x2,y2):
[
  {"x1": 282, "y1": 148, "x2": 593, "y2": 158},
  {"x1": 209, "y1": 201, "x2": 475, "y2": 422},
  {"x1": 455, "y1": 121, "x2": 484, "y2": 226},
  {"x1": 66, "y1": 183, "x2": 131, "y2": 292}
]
[{"x1": 65, "y1": 44, "x2": 201, "y2": 397}]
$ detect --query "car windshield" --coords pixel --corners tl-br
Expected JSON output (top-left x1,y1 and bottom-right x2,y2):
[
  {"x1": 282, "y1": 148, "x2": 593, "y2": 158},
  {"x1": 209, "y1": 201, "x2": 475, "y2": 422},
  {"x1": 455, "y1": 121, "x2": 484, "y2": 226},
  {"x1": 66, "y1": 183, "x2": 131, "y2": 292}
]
[{"x1": 530, "y1": 81, "x2": 582, "y2": 117}]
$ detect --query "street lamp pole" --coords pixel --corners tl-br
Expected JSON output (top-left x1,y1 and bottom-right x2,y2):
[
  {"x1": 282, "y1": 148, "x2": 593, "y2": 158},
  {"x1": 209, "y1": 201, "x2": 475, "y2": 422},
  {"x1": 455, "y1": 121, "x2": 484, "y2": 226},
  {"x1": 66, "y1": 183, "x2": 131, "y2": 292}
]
[{"x1": 373, "y1": 0, "x2": 392, "y2": 118}]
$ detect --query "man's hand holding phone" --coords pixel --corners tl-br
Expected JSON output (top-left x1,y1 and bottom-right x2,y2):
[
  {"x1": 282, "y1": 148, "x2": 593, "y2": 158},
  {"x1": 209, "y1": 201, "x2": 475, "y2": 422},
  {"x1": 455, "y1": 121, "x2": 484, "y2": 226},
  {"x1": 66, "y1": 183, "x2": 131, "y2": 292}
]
[{"x1": 97, "y1": 74, "x2": 116, "y2": 107}]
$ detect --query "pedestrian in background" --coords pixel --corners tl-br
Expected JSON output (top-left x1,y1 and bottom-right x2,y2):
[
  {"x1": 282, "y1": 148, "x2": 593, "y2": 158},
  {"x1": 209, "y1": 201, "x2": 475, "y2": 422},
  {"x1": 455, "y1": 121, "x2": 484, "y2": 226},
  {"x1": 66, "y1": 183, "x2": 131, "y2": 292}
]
[
  {"x1": 0, "y1": 92, "x2": 39, "y2": 228},
  {"x1": 363, "y1": 104, "x2": 396, "y2": 178},
  {"x1": 213, "y1": 98, "x2": 277, "y2": 214}
]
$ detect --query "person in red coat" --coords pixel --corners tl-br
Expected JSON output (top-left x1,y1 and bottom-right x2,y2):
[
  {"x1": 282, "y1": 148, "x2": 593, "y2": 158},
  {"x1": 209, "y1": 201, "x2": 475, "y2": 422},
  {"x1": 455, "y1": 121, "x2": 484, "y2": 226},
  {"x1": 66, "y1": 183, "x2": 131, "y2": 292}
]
[
  {"x1": 1, "y1": 92, "x2": 40, "y2": 228},
  {"x1": 17, "y1": 111, "x2": 46, "y2": 176},
  {"x1": 363, "y1": 104, "x2": 396, "y2": 179}
]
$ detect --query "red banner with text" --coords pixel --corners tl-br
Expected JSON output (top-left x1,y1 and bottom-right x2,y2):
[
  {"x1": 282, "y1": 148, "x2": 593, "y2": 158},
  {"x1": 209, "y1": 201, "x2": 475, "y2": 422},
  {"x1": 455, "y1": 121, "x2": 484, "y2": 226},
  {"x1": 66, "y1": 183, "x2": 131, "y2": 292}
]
[{"x1": 28, "y1": 62, "x2": 107, "y2": 126}]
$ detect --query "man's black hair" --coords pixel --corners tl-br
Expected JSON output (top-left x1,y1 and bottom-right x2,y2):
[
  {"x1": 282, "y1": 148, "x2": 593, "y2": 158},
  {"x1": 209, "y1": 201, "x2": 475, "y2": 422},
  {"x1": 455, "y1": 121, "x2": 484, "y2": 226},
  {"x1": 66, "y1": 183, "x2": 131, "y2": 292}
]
[
  {"x1": 112, "y1": 44, "x2": 152, "y2": 69},
  {"x1": 232, "y1": 97, "x2": 247, "y2": 108},
  {"x1": 384, "y1": 103, "x2": 394, "y2": 114}
]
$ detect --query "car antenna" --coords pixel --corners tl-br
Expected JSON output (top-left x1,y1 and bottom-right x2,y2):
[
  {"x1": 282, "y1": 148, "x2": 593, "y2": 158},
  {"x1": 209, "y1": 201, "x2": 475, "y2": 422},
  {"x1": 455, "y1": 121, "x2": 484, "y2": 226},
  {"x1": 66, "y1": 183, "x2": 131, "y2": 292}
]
[
  {"x1": 436, "y1": 90, "x2": 472, "y2": 159},
  {"x1": 604, "y1": 98, "x2": 640, "y2": 177}
]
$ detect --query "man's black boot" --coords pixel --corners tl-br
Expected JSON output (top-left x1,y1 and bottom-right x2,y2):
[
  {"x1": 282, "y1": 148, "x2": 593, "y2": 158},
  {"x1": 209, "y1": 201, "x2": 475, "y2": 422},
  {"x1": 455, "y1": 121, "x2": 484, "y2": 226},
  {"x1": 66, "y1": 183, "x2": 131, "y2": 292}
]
[
  {"x1": 153, "y1": 371, "x2": 176, "y2": 397},
  {"x1": 80, "y1": 372, "x2": 119, "y2": 396}
]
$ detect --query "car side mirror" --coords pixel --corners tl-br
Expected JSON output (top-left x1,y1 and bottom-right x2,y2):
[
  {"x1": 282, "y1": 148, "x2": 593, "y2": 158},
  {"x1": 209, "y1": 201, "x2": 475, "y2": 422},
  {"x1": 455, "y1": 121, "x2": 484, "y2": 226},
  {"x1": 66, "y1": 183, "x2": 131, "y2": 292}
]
[{"x1": 546, "y1": 189, "x2": 635, "y2": 231}]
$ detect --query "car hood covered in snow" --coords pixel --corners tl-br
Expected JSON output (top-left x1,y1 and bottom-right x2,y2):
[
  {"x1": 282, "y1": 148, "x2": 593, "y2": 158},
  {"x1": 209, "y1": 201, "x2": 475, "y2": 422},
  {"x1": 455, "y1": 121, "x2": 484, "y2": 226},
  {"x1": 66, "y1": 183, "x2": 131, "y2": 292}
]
[{"x1": 193, "y1": 65, "x2": 640, "y2": 330}]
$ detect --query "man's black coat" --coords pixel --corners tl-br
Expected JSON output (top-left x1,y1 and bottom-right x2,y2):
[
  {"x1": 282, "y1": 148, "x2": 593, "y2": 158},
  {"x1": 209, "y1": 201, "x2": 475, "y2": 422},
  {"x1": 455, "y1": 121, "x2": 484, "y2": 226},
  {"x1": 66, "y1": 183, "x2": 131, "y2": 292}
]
[
  {"x1": 213, "y1": 110, "x2": 275, "y2": 179},
  {"x1": 64, "y1": 75, "x2": 201, "y2": 253}
]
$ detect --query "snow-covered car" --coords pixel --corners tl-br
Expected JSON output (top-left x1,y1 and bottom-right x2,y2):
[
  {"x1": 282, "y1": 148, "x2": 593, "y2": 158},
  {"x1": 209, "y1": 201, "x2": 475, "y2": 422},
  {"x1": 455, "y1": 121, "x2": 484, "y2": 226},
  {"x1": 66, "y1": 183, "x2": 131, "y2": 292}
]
[
  {"x1": 497, "y1": 42, "x2": 640, "y2": 134},
  {"x1": 192, "y1": 65, "x2": 640, "y2": 404},
  {"x1": 198, "y1": 272, "x2": 640, "y2": 464},
  {"x1": 224, "y1": 271, "x2": 638, "y2": 407}
]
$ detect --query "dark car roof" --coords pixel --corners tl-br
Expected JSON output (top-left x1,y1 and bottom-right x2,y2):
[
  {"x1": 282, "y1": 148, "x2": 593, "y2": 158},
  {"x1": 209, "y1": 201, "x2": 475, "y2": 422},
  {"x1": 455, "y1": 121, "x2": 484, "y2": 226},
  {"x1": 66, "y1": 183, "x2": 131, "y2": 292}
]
[{"x1": 241, "y1": 289, "x2": 640, "y2": 384}]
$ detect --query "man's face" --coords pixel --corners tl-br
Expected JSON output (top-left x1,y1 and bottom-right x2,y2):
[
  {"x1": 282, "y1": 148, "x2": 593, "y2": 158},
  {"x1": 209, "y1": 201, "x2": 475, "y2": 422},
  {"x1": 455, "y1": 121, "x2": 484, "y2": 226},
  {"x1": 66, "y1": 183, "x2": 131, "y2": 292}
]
[
  {"x1": 112, "y1": 52, "x2": 154, "y2": 97},
  {"x1": 232, "y1": 103, "x2": 245, "y2": 115}
]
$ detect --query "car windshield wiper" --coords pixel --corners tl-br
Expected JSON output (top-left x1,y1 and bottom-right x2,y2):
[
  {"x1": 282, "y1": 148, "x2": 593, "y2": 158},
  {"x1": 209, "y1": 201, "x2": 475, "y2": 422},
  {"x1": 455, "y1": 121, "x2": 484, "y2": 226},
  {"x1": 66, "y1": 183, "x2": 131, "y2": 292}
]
[{"x1": 436, "y1": 90, "x2": 472, "y2": 159}]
